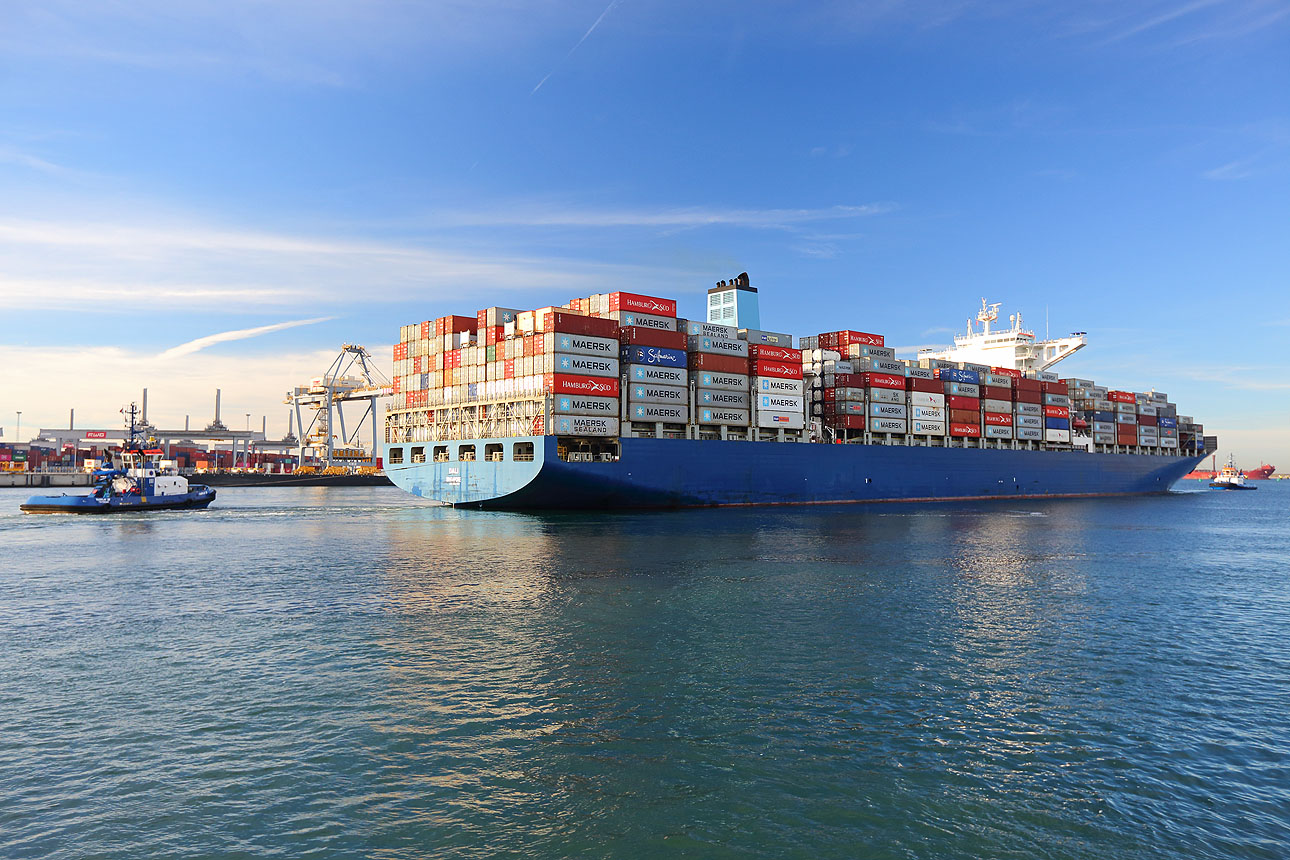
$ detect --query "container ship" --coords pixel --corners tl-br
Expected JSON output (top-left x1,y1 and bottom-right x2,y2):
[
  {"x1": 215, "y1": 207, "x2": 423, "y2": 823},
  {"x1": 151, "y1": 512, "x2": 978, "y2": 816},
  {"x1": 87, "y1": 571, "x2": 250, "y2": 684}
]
[
  {"x1": 1184, "y1": 457, "x2": 1275, "y2": 481},
  {"x1": 384, "y1": 275, "x2": 1214, "y2": 509}
]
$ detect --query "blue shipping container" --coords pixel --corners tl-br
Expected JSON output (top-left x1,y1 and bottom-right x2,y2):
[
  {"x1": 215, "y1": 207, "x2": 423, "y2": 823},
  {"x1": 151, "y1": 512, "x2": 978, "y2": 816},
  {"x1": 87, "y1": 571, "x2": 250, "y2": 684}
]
[
  {"x1": 1094, "y1": 411, "x2": 1115, "y2": 422},
  {"x1": 1045, "y1": 417, "x2": 1070, "y2": 431},
  {"x1": 938, "y1": 368, "x2": 980, "y2": 384},
  {"x1": 621, "y1": 345, "x2": 687, "y2": 368},
  {"x1": 1158, "y1": 416, "x2": 1178, "y2": 428}
]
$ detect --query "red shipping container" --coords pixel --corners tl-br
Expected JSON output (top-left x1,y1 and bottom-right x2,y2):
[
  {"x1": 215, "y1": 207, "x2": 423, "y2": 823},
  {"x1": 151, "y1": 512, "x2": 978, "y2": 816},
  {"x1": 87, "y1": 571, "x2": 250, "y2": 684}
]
[
  {"x1": 1014, "y1": 390, "x2": 1043, "y2": 404},
  {"x1": 980, "y1": 385, "x2": 1011, "y2": 401},
  {"x1": 413, "y1": 356, "x2": 423, "y2": 373},
  {"x1": 1108, "y1": 390, "x2": 1135, "y2": 404},
  {"x1": 950, "y1": 422, "x2": 982, "y2": 437},
  {"x1": 541, "y1": 310, "x2": 619, "y2": 338},
  {"x1": 1043, "y1": 405, "x2": 1070, "y2": 418},
  {"x1": 393, "y1": 343, "x2": 408, "y2": 361},
  {"x1": 392, "y1": 376, "x2": 400, "y2": 393},
  {"x1": 829, "y1": 372, "x2": 860, "y2": 388},
  {"x1": 420, "y1": 321, "x2": 430, "y2": 339},
  {"x1": 819, "y1": 330, "x2": 885, "y2": 349},
  {"x1": 753, "y1": 359, "x2": 803, "y2": 380},
  {"x1": 749, "y1": 344, "x2": 802, "y2": 362},
  {"x1": 607, "y1": 292, "x2": 677, "y2": 317},
  {"x1": 906, "y1": 377, "x2": 942, "y2": 394},
  {"x1": 863, "y1": 372, "x2": 905, "y2": 391},
  {"x1": 990, "y1": 366, "x2": 1023, "y2": 380},
  {"x1": 689, "y1": 353, "x2": 751, "y2": 374},
  {"x1": 504, "y1": 359, "x2": 515, "y2": 379},
  {"x1": 826, "y1": 415, "x2": 867, "y2": 430},
  {"x1": 1041, "y1": 381, "x2": 1065, "y2": 394},
  {"x1": 984, "y1": 411, "x2": 1013, "y2": 426},
  {"x1": 1014, "y1": 377, "x2": 1042, "y2": 392},
  {"x1": 544, "y1": 374, "x2": 621, "y2": 398},
  {"x1": 947, "y1": 395, "x2": 980, "y2": 410},
  {"x1": 1138, "y1": 414, "x2": 1157, "y2": 426},
  {"x1": 949, "y1": 408, "x2": 980, "y2": 424},
  {"x1": 618, "y1": 326, "x2": 687, "y2": 349}
]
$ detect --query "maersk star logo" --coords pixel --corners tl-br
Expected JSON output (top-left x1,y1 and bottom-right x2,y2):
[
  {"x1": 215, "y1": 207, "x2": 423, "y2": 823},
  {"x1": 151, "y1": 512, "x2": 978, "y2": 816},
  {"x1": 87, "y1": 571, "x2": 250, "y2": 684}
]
[
  {"x1": 702, "y1": 374, "x2": 711, "y2": 386},
  {"x1": 625, "y1": 315, "x2": 636, "y2": 326},
  {"x1": 702, "y1": 392, "x2": 712, "y2": 403},
  {"x1": 635, "y1": 387, "x2": 645, "y2": 397},
  {"x1": 635, "y1": 406, "x2": 646, "y2": 417},
  {"x1": 560, "y1": 357, "x2": 571, "y2": 369},
  {"x1": 559, "y1": 336, "x2": 571, "y2": 349},
  {"x1": 559, "y1": 398, "x2": 571, "y2": 410},
  {"x1": 702, "y1": 410, "x2": 712, "y2": 422}
]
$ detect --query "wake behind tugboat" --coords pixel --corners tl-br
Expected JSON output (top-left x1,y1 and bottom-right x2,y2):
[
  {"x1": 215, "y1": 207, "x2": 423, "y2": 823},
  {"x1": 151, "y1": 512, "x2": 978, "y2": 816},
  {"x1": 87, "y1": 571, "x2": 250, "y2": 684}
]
[{"x1": 21, "y1": 403, "x2": 216, "y2": 514}]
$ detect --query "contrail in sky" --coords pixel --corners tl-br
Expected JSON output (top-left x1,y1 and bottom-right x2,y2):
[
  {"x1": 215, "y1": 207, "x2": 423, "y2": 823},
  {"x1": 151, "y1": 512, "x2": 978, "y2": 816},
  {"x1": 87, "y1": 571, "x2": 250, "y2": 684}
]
[
  {"x1": 158, "y1": 316, "x2": 333, "y2": 361},
  {"x1": 531, "y1": 0, "x2": 622, "y2": 95}
]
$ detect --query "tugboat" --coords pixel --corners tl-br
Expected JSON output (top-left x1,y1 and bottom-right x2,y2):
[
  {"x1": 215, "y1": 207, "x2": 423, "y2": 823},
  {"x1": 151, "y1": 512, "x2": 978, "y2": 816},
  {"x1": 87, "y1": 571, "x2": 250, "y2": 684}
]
[
  {"x1": 20, "y1": 403, "x2": 216, "y2": 514},
  {"x1": 1209, "y1": 455, "x2": 1257, "y2": 490}
]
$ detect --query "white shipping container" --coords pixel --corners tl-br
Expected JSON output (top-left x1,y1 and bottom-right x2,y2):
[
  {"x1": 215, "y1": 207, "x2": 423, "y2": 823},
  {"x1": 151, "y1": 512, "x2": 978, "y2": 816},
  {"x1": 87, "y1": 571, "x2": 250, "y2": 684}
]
[
  {"x1": 613, "y1": 311, "x2": 677, "y2": 331},
  {"x1": 756, "y1": 377, "x2": 805, "y2": 396},
  {"x1": 868, "y1": 388, "x2": 904, "y2": 405},
  {"x1": 982, "y1": 373, "x2": 1014, "y2": 387},
  {"x1": 551, "y1": 394, "x2": 619, "y2": 417},
  {"x1": 909, "y1": 420, "x2": 946, "y2": 436},
  {"x1": 855, "y1": 357, "x2": 906, "y2": 374},
  {"x1": 552, "y1": 415, "x2": 620, "y2": 436},
  {"x1": 853, "y1": 345, "x2": 896, "y2": 360},
  {"x1": 829, "y1": 387, "x2": 866, "y2": 402},
  {"x1": 1094, "y1": 399, "x2": 1115, "y2": 411},
  {"x1": 982, "y1": 398, "x2": 1012, "y2": 413},
  {"x1": 541, "y1": 333, "x2": 617, "y2": 357},
  {"x1": 908, "y1": 392, "x2": 946, "y2": 408},
  {"x1": 687, "y1": 335, "x2": 749, "y2": 357},
  {"x1": 869, "y1": 402, "x2": 908, "y2": 419},
  {"x1": 1043, "y1": 393, "x2": 1070, "y2": 406},
  {"x1": 682, "y1": 320, "x2": 737, "y2": 338},
  {"x1": 1044, "y1": 429, "x2": 1071, "y2": 443},
  {"x1": 1160, "y1": 437, "x2": 1179, "y2": 448},
  {"x1": 946, "y1": 382, "x2": 979, "y2": 397},
  {"x1": 698, "y1": 407, "x2": 751, "y2": 426},
  {"x1": 738, "y1": 328, "x2": 793, "y2": 346},
  {"x1": 755, "y1": 410, "x2": 805, "y2": 430},
  {"x1": 822, "y1": 360, "x2": 855, "y2": 374},
  {"x1": 692, "y1": 370, "x2": 745, "y2": 391},
  {"x1": 911, "y1": 406, "x2": 945, "y2": 421},
  {"x1": 758, "y1": 394, "x2": 806, "y2": 412},
  {"x1": 869, "y1": 417, "x2": 907, "y2": 433},
  {"x1": 628, "y1": 383, "x2": 688, "y2": 404},
  {"x1": 1093, "y1": 432, "x2": 1117, "y2": 444},
  {"x1": 984, "y1": 425, "x2": 1014, "y2": 439},
  {"x1": 1116, "y1": 413, "x2": 1137, "y2": 425},
  {"x1": 630, "y1": 365, "x2": 689, "y2": 386},
  {"x1": 906, "y1": 366, "x2": 935, "y2": 380},
  {"x1": 1015, "y1": 403, "x2": 1043, "y2": 417},
  {"x1": 546, "y1": 353, "x2": 620, "y2": 378},
  {"x1": 698, "y1": 389, "x2": 750, "y2": 409},
  {"x1": 1016, "y1": 426, "x2": 1044, "y2": 441},
  {"x1": 1092, "y1": 421, "x2": 1116, "y2": 433},
  {"x1": 1016, "y1": 415, "x2": 1043, "y2": 429},
  {"x1": 809, "y1": 348, "x2": 843, "y2": 362},
  {"x1": 1137, "y1": 403, "x2": 1158, "y2": 416},
  {"x1": 629, "y1": 403, "x2": 689, "y2": 423}
]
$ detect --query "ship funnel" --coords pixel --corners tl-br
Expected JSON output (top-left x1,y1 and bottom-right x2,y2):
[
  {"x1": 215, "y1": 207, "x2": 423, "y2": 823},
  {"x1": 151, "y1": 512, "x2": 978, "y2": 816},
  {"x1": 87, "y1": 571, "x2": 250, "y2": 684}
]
[
  {"x1": 142, "y1": 388, "x2": 148, "y2": 424},
  {"x1": 215, "y1": 389, "x2": 221, "y2": 424}
]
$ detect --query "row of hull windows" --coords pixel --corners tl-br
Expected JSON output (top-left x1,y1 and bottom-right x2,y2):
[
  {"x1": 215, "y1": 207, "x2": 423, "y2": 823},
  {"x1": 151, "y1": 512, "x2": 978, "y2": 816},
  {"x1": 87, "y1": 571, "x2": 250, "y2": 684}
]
[{"x1": 387, "y1": 442, "x2": 535, "y2": 464}]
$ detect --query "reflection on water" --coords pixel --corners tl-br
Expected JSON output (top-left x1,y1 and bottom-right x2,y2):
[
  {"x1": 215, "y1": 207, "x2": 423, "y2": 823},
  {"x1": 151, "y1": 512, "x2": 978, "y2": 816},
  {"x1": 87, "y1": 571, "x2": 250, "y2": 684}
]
[{"x1": 0, "y1": 486, "x2": 1287, "y2": 859}]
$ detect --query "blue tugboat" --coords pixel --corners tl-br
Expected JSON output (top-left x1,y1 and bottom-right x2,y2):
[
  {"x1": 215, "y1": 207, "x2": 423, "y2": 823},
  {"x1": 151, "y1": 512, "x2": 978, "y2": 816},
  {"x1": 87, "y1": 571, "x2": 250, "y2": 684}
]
[{"x1": 20, "y1": 404, "x2": 216, "y2": 514}]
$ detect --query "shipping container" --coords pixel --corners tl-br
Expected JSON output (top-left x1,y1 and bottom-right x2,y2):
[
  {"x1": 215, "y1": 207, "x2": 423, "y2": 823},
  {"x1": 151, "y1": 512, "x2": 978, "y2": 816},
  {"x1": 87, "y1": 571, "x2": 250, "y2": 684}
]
[
  {"x1": 947, "y1": 395, "x2": 980, "y2": 410},
  {"x1": 738, "y1": 328, "x2": 793, "y2": 346},
  {"x1": 1016, "y1": 426, "x2": 1043, "y2": 441},
  {"x1": 981, "y1": 373, "x2": 1014, "y2": 388},
  {"x1": 755, "y1": 410, "x2": 806, "y2": 429},
  {"x1": 621, "y1": 345, "x2": 687, "y2": 368},
  {"x1": 935, "y1": 368, "x2": 980, "y2": 384},
  {"x1": 695, "y1": 370, "x2": 748, "y2": 391},
  {"x1": 908, "y1": 391, "x2": 946, "y2": 408},
  {"x1": 688, "y1": 352, "x2": 751, "y2": 374},
  {"x1": 950, "y1": 422, "x2": 982, "y2": 437},
  {"x1": 1044, "y1": 429, "x2": 1071, "y2": 443},
  {"x1": 748, "y1": 344, "x2": 802, "y2": 362},
  {"x1": 753, "y1": 359, "x2": 804, "y2": 380},
  {"x1": 548, "y1": 354, "x2": 619, "y2": 377},
  {"x1": 698, "y1": 389, "x2": 750, "y2": 409},
  {"x1": 629, "y1": 403, "x2": 689, "y2": 423},
  {"x1": 628, "y1": 383, "x2": 688, "y2": 404},
  {"x1": 868, "y1": 388, "x2": 904, "y2": 405},
  {"x1": 552, "y1": 415, "x2": 619, "y2": 436},
  {"x1": 547, "y1": 374, "x2": 620, "y2": 398},
  {"x1": 949, "y1": 408, "x2": 980, "y2": 424},
  {"x1": 906, "y1": 366, "x2": 935, "y2": 380},
  {"x1": 608, "y1": 292, "x2": 677, "y2": 317},
  {"x1": 698, "y1": 407, "x2": 751, "y2": 426},
  {"x1": 910, "y1": 420, "x2": 946, "y2": 436},
  {"x1": 983, "y1": 411, "x2": 1013, "y2": 426},
  {"x1": 687, "y1": 335, "x2": 749, "y2": 358},
  {"x1": 984, "y1": 424, "x2": 1014, "y2": 439},
  {"x1": 757, "y1": 377, "x2": 806, "y2": 395},
  {"x1": 1015, "y1": 403, "x2": 1043, "y2": 417},
  {"x1": 911, "y1": 406, "x2": 945, "y2": 421},
  {"x1": 946, "y1": 382, "x2": 980, "y2": 397},
  {"x1": 630, "y1": 365, "x2": 689, "y2": 386},
  {"x1": 552, "y1": 394, "x2": 619, "y2": 416},
  {"x1": 1045, "y1": 417, "x2": 1070, "y2": 431},
  {"x1": 869, "y1": 417, "x2": 907, "y2": 433},
  {"x1": 865, "y1": 372, "x2": 906, "y2": 391},
  {"x1": 610, "y1": 311, "x2": 677, "y2": 331},
  {"x1": 682, "y1": 320, "x2": 738, "y2": 338},
  {"x1": 759, "y1": 394, "x2": 806, "y2": 412},
  {"x1": 618, "y1": 326, "x2": 688, "y2": 349},
  {"x1": 981, "y1": 398, "x2": 1013, "y2": 414},
  {"x1": 869, "y1": 402, "x2": 908, "y2": 419}
]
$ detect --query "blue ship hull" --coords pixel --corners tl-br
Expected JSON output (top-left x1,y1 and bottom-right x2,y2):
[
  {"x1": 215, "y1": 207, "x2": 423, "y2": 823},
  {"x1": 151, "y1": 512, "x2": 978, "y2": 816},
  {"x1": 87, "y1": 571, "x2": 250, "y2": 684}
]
[{"x1": 386, "y1": 436, "x2": 1207, "y2": 510}]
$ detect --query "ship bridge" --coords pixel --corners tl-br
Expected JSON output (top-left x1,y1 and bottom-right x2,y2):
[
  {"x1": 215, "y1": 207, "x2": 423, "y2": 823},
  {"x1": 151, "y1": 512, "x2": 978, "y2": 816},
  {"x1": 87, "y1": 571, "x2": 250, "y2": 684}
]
[{"x1": 918, "y1": 299, "x2": 1086, "y2": 372}]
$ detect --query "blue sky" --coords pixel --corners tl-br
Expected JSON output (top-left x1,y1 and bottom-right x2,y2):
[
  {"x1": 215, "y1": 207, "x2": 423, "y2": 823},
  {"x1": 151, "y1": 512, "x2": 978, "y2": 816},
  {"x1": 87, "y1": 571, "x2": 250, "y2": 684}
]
[{"x1": 1, "y1": 1, "x2": 1287, "y2": 464}]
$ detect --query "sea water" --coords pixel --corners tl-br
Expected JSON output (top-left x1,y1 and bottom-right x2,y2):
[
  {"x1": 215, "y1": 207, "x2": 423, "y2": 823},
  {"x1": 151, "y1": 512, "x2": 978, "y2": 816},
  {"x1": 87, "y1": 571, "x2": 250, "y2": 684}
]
[{"x1": 1, "y1": 483, "x2": 1287, "y2": 858}]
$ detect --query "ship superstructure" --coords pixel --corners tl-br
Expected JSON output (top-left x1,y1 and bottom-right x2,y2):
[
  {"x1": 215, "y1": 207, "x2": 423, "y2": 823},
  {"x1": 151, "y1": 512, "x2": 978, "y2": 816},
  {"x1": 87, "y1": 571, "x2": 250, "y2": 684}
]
[{"x1": 919, "y1": 299, "x2": 1086, "y2": 372}]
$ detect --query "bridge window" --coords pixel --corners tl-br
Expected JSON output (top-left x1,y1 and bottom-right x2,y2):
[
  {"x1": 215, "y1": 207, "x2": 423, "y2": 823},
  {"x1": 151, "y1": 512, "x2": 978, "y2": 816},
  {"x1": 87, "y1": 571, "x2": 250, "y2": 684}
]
[
  {"x1": 410, "y1": 446, "x2": 425, "y2": 463},
  {"x1": 513, "y1": 442, "x2": 535, "y2": 461},
  {"x1": 388, "y1": 447, "x2": 404, "y2": 464},
  {"x1": 485, "y1": 443, "x2": 504, "y2": 462},
  {"x1": 458, "y1": 444, "x2": 476, "y2": 461},
  {"x1": 433, "y1": 445, "x2": 449, "y2": 462}
]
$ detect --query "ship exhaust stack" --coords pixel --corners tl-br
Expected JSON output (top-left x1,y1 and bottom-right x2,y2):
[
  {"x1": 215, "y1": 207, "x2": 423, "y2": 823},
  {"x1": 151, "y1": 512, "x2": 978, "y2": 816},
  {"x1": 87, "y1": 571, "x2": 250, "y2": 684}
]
[
  {"x1": 215, "y1": 389, "x2": 221, "y2": 425},
  {"x1": 142, "y1": 389, "x2": 148, "y2": 425}
]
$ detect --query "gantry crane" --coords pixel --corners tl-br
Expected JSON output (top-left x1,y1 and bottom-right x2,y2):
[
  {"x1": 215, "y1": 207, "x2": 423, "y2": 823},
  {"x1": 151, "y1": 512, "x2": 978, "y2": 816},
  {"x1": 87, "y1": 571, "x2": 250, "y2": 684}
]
[{"x1": 285, "y1": 344, "x2": 392, "y2": 469}]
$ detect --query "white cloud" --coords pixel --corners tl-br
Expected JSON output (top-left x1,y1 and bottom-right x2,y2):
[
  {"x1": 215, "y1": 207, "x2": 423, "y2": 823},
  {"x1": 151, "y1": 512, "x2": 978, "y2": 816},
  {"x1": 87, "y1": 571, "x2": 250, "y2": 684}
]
[{"x1": 437, "y1": 203, "x2": 895, "y2": 230}]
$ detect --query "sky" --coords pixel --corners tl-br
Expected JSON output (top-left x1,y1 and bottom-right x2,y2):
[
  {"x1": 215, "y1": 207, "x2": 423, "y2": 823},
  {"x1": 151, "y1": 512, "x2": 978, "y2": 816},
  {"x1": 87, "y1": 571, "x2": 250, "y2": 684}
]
[{"x1": 1, "y1": 0, "x2": 1287, "y2": 466}]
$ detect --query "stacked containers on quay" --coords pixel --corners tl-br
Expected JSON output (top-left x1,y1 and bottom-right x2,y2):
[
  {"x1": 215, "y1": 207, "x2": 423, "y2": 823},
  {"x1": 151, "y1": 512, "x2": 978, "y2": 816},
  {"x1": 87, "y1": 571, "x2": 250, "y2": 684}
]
[{"x1": 384, "y1": 277, "x2": 1215, "y2": 509}]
